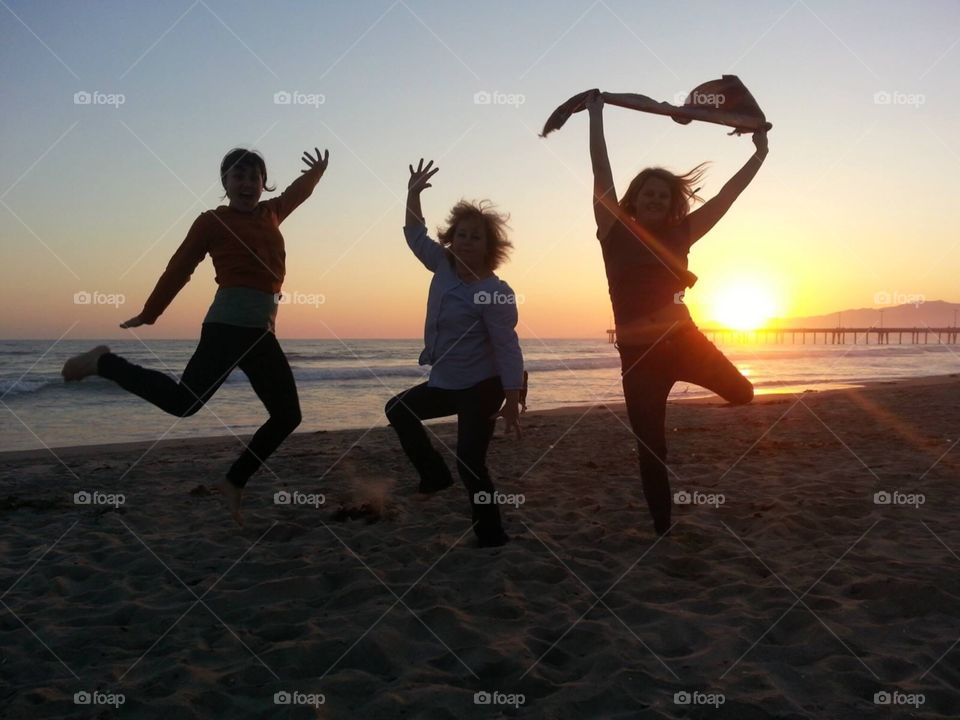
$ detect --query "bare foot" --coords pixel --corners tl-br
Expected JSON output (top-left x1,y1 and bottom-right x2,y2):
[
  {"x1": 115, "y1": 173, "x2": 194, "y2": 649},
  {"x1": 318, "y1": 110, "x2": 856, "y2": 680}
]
[
  {"x1": 216, "y1": 477, "x2": 244, "y2": 526},
  {"x1": 61, "y1": 345, "x2": 110, "y2": 382}
]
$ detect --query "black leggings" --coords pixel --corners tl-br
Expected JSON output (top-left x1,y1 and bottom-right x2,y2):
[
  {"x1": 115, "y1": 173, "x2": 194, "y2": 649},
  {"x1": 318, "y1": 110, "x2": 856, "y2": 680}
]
[
  {"x1": 384, "y1": 377, "x2": 506, "y2": 541},
  {"x1": 97, "y1": 322, "x2": 301, "y2": 488},
  {"x1": 618, "y1": 325, "x2": 753, "y2": 533}
]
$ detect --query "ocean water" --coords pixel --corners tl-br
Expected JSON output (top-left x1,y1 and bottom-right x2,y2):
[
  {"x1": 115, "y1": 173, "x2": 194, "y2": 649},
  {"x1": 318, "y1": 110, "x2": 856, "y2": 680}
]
[{"x1": 1, "y1": 337, "x2": 957, "y2": 452}]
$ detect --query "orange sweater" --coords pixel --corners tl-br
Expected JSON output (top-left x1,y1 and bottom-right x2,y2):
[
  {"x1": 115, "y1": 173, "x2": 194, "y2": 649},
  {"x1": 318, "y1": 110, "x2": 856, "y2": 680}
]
[{"x1": 141, "y1": 174, "x2": 318, "y2": 323}]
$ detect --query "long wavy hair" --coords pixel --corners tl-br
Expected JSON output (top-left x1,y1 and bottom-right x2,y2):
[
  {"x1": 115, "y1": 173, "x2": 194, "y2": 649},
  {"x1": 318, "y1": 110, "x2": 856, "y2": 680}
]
[
  {"x1": 437, "y1": 200, "x2": 513, "y2": 270},
  {"x1": 619, "y1": 162, "x2": 710, "y2": 226}
]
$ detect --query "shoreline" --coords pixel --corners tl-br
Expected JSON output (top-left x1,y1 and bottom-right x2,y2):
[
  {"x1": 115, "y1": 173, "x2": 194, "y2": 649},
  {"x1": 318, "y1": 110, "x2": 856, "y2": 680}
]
[{"x1": 3, "y1": 372, "x2": 957, "y2": 461}]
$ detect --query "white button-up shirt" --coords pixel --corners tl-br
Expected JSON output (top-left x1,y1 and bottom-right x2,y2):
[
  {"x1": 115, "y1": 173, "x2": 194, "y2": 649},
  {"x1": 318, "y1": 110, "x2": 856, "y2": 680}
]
[{"x1": 404, "y1": 224, "x2": 524, "y2": 390}]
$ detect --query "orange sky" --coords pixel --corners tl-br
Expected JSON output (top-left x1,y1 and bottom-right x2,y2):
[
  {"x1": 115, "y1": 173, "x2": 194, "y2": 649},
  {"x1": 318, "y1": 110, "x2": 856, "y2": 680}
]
[{"x1": 2, "y1": 2, "x2": 958, "y2": 339}]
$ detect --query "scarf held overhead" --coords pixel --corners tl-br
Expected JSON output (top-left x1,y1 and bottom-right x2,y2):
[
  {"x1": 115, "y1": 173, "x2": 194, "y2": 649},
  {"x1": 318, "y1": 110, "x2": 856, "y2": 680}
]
[{"x1": 541, "y1": 75, "x2": 772, "y2": 137}]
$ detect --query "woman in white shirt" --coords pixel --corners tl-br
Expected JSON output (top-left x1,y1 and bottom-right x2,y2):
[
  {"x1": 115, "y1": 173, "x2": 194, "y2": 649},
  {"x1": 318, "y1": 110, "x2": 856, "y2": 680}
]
[{"x1": 385, "y1": 159, "x2": 523, "y2": 548}]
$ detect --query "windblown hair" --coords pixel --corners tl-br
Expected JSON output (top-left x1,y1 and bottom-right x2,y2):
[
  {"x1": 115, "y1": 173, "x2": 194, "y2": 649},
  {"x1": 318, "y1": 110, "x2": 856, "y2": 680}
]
[
  {"x1": 219, "y1": 147, "x2": 276, "y2": 192},
  {"x1": 619, "y1": 162, "x2": 710, "y2": 226},
  {"x1": 437, "y1": 200, "x2": 513, "y2": 270}
]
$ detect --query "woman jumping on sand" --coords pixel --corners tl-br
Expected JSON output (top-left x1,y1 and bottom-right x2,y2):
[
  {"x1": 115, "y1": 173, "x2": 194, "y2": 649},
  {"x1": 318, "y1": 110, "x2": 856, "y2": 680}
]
[
  {"x1": 586, "y1": 90, "x2": 766, "y2": 534},
  {"x1": 61, "y1": 146, "x2": 329, "y2": 525},
  {"x1": 385, "y1": 159, "x2": 524, "y2": 548}
]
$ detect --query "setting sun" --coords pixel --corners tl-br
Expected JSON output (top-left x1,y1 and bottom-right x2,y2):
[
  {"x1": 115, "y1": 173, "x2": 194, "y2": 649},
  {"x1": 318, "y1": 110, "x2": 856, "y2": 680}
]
[{"x1": 710, "y1": 282, "x2": 778, "y2": 331}]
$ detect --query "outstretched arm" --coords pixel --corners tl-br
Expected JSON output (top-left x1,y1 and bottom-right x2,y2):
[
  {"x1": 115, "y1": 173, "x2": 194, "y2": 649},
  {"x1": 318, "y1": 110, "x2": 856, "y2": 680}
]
[
  {"x1": 121, "y1": 215, "x2": 210, "y2": 327},
  {"x1": 687, "y1": 130, "x2": 768, "y2": 244},
  {"x1": 405, "y1": 158, "x2": 438, "y2": 227},
  {"x1": 403, "y1": 159, "x2": 444, "y2": 271},
  {"x1": 269, "y1": 147, "x2": 330, "y2": 223},
  {"x1": 588, "y1": 91, "x2": 619, "y2": 240}
]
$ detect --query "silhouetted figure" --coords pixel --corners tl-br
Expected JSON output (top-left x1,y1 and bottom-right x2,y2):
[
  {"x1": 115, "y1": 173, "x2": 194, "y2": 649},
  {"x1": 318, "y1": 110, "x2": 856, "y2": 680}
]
[
  {"x1": 61, "y1": 147, "x2": 330, "y2": 525},
  {"x1": 385, "y1": 159, "x2": 524, "y2": 548},
  {"x1": 586, "y1": 91, "x2": 766, "y2": 534}
]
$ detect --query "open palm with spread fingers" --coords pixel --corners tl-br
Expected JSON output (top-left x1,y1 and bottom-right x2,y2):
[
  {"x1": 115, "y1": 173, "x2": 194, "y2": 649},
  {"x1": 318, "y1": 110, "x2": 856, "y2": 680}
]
[
  {"x1": 301, "y1": 147, "x2": 330, "y2": 179},
  {"x1": 408, "y1": 158, "x2": 439, "y2": 194}
]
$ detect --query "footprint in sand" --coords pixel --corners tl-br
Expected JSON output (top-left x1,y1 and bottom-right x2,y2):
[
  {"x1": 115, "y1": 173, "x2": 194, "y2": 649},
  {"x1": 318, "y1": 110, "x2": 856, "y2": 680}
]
[
  {"x1": 331, "y1": 503, "x2": 383, "y2": 524},
  {"x1": 188, "y1": 484, "x2": 215, "y2": 497}
]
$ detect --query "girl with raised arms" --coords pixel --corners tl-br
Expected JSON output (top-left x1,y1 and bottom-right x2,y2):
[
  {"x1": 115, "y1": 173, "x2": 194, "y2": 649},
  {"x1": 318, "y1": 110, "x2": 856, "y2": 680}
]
[
  {"x1": 586, "y1": 90, "x2": 767, "y2": 534},
  {"x1": 62, "y1": 146, "x2": 329, "y2": 525}
]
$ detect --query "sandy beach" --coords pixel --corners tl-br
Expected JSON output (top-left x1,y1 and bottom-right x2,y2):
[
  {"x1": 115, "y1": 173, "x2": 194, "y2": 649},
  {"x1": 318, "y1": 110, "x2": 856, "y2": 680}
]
[{"x1": 2, "y1": 375, "x2": 959, "y2": 719}]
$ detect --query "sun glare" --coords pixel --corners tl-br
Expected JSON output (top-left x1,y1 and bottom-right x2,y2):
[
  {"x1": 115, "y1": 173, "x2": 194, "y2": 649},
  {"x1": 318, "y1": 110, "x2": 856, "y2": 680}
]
[{"x1": 711, "y1": 283, "x2": 777, "y2": 331}]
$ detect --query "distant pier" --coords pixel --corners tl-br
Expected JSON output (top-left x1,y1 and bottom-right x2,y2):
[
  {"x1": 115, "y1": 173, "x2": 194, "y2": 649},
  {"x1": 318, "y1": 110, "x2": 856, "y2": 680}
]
[{"x1": 606, "y1": 327, "x2": 960, "y2": 345}]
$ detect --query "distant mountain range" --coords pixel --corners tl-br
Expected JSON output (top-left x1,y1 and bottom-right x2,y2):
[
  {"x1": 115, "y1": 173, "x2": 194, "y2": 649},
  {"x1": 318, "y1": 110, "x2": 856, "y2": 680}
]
[{"x1": 769, "y1": 300, "x2": 960, "y2": 329}]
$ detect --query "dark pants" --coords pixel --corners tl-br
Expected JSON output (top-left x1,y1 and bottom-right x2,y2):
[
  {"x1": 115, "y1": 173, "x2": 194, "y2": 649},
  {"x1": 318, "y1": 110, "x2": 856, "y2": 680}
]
[
  {"x1": 384, "y1": 376, "x2": 506, "y2": 543},
  {"x1": 97, "y1": 322, "x2": 301, "y2": 488},
  {"x1": 618, "y1": 326, "x2": 753, "y2": 533}
]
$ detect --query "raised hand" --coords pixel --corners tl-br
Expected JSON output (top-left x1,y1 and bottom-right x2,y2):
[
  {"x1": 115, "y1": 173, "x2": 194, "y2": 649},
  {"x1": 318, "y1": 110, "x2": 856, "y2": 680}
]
[
  {"x1": 301, "y1": 147, "x2": 330, "y2": 178},
  {"x1": 408, "y1": 158, "x2": 439, "y2": 194},
  {"x1": 585, "y1": 88, "x2": 604, "y2": 114}
]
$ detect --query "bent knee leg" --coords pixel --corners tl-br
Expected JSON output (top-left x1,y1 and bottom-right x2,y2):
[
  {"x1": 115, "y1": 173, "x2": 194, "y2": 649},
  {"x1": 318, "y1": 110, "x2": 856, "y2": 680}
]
[
  {"x1": 728, "y1": 378, "x2": 754, "y2": 405},
  {"x1": 708, "y1": 370, "x2": 754, "y2": 406},
  {"x1": 276, "y1": 405, "x2": 302, "y2": 434},
  {"x1": 177, "y1": 396, "x2": 206, "y2": 418},
  {"x1": 385, "y1": 394, "x2": 416, "y2": 426}
]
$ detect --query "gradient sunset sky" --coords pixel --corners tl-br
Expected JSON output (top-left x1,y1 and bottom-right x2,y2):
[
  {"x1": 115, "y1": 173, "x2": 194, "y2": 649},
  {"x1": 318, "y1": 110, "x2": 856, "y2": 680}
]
[{"x1": 1, "y1": 0, "x2": 957, "y2": 340}]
